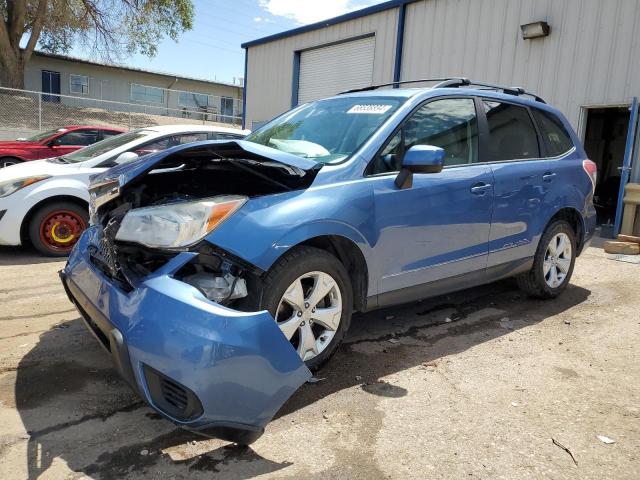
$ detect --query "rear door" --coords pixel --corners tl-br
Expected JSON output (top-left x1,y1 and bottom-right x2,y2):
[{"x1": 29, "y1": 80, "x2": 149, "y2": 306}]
[
  {"x1": 368, "y1": 97, "x2": 494, "y2": 294},
  {"x1": 483, "y1": 99, "x2": 575, "y2": 268}
]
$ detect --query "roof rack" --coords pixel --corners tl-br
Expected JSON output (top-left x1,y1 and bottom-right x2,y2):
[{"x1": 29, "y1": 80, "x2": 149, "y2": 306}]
[
  {"x1": 340, "y1": 77, "x2": 546, "y2": 103},
  {"x1": 340, "y1": 78, "x2": 454, "y2": 94}
]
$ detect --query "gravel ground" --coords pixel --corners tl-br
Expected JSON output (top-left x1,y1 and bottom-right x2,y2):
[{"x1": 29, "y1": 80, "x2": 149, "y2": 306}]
[{"x1": 0, "y1": 243, "x2": 638, "y2": 479}]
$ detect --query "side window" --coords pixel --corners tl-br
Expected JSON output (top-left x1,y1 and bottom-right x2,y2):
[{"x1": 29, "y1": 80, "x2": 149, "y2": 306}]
[
  {"x1": 173, "y1": 133, "x2": 209, "y2": 145},
  {"x1": 371, "y1": 98, "x2": 478, "y2": 174},
  {"x1": 53, "y1": 129, "x2": 100, "y2": 146},
  {"x1": 133, "y1": 133, "x2": 209, "y2": 155},
  {"x1": 483, "y1": 101, "x2": 540, "y2": 161},
  {"x1": 531, "y1": 109, "x2": 574, "y2": 157},
  {"x1": 208, "y1": 132, "x2": 245, "y2": 140},
  {"x1": 101, "y1": 130, "x2": 122, "y2": 140}
]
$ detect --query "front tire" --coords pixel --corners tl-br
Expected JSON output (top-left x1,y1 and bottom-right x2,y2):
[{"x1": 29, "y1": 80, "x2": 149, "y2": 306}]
[
  {"x1": 28, "y1": 201, "x2": 89, "y2": 257},
  {"x1": 258, "y1": 246, "x2": 353, "y2": 371},
  {"x1": 0, "y1": 157, "x2": 22, "y2": 168},
  {"x1": 517, "y1": 220, "x2": 576, "y2": 298}
]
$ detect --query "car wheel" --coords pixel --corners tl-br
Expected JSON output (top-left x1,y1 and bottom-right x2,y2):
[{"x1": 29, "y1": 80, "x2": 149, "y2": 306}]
[
  {"x1": 517, "y1": 220, "x2": 576, "y2": 298},
  {"x1": 0, "y1": 157, "x2": 22, "y2": 168},
  {"x1": 259, "y1": 246, "x2": 353, "y2": 371},
  {"x1": 28, "y1": 201, "x2": 89, "y2": 257}
]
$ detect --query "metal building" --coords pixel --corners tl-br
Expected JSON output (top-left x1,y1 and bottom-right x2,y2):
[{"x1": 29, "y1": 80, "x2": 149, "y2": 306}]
[{"x1": 242, "y1": 0, "x2": 640, "y2": 229}]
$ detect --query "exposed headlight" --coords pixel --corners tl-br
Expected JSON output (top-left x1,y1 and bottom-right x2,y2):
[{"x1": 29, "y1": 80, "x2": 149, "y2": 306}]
[
  {"x1": 115, "y1": 195, "x2": 247, "y2": 248},
  {"x1": 0, "y1": 176, "x2": 50, "y2": 198}
]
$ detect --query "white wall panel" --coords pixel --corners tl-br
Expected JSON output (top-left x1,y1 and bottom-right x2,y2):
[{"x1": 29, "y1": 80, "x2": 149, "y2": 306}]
[
  {"x1": 245, "y1": 9, "x2": 398, "y2": 127},
  {"x1": 246, "y1": 0, "x2": 640, "y2": 130},
  {"x1": 402, "y1": 0, "x2": 640, "y2": 128}
]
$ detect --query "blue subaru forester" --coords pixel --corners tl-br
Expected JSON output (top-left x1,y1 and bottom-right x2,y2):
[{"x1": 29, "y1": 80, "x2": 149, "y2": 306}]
[{"x1": 61, "y1": 78, "x2": 597, "y2": 444}]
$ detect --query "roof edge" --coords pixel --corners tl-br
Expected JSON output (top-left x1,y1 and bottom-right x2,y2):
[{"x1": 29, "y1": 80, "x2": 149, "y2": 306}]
[
  {"x1": 242, "y1": 0, "x2": 415, "y2": 49},
  {"x1": 31, "y1": 51, "x2": 243, "y2": 89}
]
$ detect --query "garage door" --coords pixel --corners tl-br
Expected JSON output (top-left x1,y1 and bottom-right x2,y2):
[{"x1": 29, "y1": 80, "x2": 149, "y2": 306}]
[{"x1": 297, "y1": 36, "x2": 375, "y2": 105}]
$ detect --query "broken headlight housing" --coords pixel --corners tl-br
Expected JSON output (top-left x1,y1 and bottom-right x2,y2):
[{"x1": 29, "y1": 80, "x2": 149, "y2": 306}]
[{"x1": 115, "y1": 195, "x2": 247, "y2": 249}]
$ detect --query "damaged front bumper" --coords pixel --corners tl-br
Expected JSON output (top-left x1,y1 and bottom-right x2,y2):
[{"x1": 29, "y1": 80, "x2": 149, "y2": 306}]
[{"x1": 60, "y1": 225, "x2": 311, "y2": 444}]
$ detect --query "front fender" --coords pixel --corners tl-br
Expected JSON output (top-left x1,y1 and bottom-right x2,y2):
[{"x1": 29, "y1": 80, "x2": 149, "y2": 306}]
[
  {"x1": 23, "y1": 177, "x2": 90, "y2": 205},
  {"x1": 270, "y1": 220, "x2": 371, "y2": 270},
  {"x1": 206, "y1": 182, "x2": 376, "y2": 275},
  {"x1": 0, "y1": 150, "x2": 28, "y2": 161}
]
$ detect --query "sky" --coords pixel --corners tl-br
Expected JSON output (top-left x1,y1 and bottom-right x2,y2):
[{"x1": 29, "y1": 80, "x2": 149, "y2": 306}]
[{"x1": 69, "y1": 0, "x2": 384, "y2": 85}]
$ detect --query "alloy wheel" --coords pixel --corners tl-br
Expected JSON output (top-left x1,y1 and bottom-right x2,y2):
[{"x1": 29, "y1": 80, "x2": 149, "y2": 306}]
[
  {"x1": 275, "y1": 271, "x2": 343, "y2": 362},
  {"x1": 543, "y1": 232, "x2": 572, "y2": 288}
]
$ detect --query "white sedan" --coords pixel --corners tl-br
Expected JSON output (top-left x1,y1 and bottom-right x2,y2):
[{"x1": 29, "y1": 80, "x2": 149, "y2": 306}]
[{"x1": 0, "y1": 124, "x2": 248, "y2": 256}]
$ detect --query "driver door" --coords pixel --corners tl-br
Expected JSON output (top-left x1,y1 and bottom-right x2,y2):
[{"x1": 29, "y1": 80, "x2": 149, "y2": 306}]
[{"x1": 368, "y1": 97, "x2": 494, "y2": 296}]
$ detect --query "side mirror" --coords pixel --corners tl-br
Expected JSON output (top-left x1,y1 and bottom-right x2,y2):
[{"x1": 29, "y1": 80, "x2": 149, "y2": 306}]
[
  {"x1": 114, "y1": 151, "x2": 139, "y2": 164},
  {"x1": 395, "y1": 145, "x2": 445, "y2": 189}
]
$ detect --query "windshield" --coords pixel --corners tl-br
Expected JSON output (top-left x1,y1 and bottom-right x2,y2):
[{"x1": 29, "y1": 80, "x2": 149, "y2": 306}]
[
  {"x1": 245, "y1": 96, "x2": 406, "y2": 163},
  {"x1": 62, "y1": 130, "x2": 150, "y2": 163},
  {"x1": 24, "y1": 129, "x2": 66, "y2": 142}
]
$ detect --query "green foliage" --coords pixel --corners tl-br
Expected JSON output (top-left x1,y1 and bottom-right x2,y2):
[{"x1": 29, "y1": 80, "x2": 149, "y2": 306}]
[{"x1": 2, "y1": 0, "x2": 194, "y2": 61}]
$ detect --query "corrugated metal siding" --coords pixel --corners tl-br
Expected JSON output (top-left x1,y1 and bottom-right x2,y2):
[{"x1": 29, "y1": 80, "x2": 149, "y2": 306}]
[
  {"x1": 245, "y1": 9, "x2": 399, "y2": 127},
  {"x1": 298, "y1": 36, "x2": 376, "y2": 104},
  {"x1": 402, "y1": 0, "x2": 640, "y2": 128}
]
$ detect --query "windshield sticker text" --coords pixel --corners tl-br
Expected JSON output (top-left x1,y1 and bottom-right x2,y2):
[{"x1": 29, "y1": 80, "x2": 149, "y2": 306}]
[{"x1": 347, "y1": 105, "x2": 393, "y2": 115}]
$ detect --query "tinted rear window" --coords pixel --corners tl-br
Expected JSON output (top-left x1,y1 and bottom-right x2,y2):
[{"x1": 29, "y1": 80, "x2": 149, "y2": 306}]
[
  {"x1": 531, "y1": 109, "x2": 574, "y2": 157},
  {"x1": 483, "y1": 101, "x2": 540, "y2": 161}
]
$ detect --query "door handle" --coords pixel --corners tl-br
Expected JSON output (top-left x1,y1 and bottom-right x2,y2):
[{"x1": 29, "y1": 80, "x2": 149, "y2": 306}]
[
  {"x1": 542, "y1": 172, "x2": 556, "y2": 182},
  {"x1": 470, "y1": 182, "x2": 492, "y2": 195}
]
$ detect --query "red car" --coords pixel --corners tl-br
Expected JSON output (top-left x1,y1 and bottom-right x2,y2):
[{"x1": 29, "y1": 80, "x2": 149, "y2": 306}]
[{"x1": 0, "y1": 126, "x2": 125, "y2": 168}]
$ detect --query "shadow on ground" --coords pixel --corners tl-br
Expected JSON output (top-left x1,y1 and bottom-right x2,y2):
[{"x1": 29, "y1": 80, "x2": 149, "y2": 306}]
[
  {"x1": 0, "y1": 246, "x2": 63, "y2": 266},
  {"x1": 12, "y1": 279, "x2": 590, "y2": 479}
]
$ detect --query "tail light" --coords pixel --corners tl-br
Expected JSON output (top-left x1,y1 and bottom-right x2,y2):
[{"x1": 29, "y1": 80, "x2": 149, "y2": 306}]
[{"x1": 583, "y1": 159, "x2": 597, "y2": 194}]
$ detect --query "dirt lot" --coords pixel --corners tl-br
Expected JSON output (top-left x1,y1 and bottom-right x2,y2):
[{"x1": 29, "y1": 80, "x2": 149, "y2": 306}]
[{"x1": 0, "y1": 243, "x2": 638, "y2": 479}]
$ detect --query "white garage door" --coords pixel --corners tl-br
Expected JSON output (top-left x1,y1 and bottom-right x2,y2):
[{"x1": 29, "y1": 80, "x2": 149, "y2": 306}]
[{"x1": 297, "y1": 36, "x2": 375, "y2": 105}]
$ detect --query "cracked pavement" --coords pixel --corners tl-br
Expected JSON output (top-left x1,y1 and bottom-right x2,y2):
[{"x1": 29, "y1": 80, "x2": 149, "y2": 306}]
[{"x1": 0, "y1": 244, "x2": 639, "y2": 479}]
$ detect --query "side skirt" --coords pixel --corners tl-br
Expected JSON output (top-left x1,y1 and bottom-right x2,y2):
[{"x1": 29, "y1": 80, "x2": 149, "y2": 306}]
[{"x1": 365, "y1": 258, "x2": 533, "y2": 311}]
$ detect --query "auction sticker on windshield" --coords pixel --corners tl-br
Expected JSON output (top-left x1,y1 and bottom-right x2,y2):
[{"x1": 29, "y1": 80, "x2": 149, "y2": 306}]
[{"x1": 347, "y1": 105, "x2": 393, "y2": 114}]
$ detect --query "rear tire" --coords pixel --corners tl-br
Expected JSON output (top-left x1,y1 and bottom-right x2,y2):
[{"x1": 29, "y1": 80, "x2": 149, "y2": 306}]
[
  {"x1": 517, "y1": 220, "x2": 576, "y2": 298},
  {"x1": 257, "y1": 246, "x2": 353, "y2": 371},
  {"x1": 0, "y1": 157, "x2": 22, "y2": 168},
  {"x1": 28, "y1": 201, "x2": 89, "y2": 257}
]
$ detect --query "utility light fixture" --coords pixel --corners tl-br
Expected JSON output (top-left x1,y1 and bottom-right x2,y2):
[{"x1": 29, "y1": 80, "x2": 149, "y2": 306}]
[{"x1": 521, "y1": 21, "x2": 550, "y2": 39}]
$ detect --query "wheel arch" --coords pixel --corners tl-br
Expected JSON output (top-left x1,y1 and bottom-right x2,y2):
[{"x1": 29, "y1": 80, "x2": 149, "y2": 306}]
[
  {"x1": 545, "y1": 207, "x2": 585, "y2": 254},
  {"x1": 20, "y1": 195, "x2": 89, "y2": 244},
  {"x1": 294, "y1": 235, "x2": 369, "y2": 313},
  {"x1": 0, "y1": 155, "x2": 25, "y2": 165}
]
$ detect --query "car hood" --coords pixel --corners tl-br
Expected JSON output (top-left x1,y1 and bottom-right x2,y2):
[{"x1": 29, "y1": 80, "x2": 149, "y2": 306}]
[
  {"x1": 91, "y1": 140, "x2": 322, "y2": 187},
  {"x1": 0, "y1": 158, "x2": 75, "y2": 182},
  {"x1": 0, "y1": 140, "x2": 39, "y2": 150}
]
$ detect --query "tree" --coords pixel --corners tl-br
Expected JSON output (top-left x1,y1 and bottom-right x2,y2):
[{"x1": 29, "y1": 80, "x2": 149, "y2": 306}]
[{"x1": 0, "y1": 0, "x2": 194, "y2": 89}]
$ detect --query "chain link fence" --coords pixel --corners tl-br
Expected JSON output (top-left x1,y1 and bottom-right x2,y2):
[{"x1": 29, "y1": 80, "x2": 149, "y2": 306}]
[{"x1": 0, "y1": 87, "x2": 243, "y2": 140}]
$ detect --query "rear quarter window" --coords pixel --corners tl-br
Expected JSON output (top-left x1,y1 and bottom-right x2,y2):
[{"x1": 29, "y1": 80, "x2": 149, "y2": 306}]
[{"x1": 531, "y1": 109, "x2": 575, "y2": 157}]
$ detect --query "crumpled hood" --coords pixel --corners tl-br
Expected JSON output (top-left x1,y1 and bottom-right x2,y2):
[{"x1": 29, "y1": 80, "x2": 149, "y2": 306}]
[{"x1": 90, "y1": 140, "x2": 322, "y2": 187}]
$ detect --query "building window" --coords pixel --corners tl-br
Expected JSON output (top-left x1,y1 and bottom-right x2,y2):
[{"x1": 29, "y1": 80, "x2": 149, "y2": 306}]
[
  {"x1": 178, "y1": 91, "x2": 209, "y2": 110},
  {"x1": 220, "y1": 96, "x2": 235, "y2": 123},
  {"x1": 69, "y1": 74, "x2": 89, "y2": 95},
  {"x1": 131, "y1": 83, "x2": 165, "y2": 104}
]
